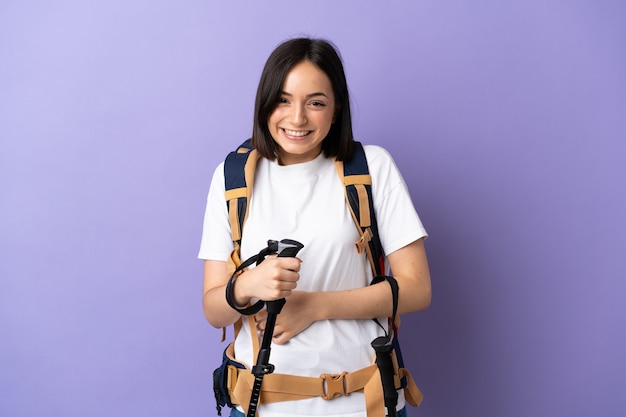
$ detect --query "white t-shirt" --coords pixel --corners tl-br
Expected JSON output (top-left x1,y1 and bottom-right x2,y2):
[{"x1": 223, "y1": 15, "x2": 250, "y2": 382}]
[{"x1": 199, "y1": 144, "x2": 427, "y2": 417}]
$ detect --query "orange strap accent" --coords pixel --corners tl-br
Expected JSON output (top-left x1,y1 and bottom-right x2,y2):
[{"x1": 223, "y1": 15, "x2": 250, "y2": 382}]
[
  {"x1": 343, "y1": 174, "x2": 372, "y2": 186},
  {"x1": 228, "y1": 199, "x2": 241, "y2": 243},
  {"x1": 364, "y1": 368, "x2": 385, "y2": 417},
  {"x1": 225, "y1": 187, "x2": 247, "y2": 202},
  {"x1": 355, "y1": 228, "x2": 373, "y2": 254},
  {"x1": 227, "y1": 246, "x2": 242, "y2": 276},
  {"x1": 243, "y1": 149, "x2": 259, "y2": 225},
  {"x1": 399, "y1": 368, "x2": 424, "y2": 407},
  {"x1": 334, "y1": 159, "x2": 346, "y2": 183},
  {"x1": 334, "y1": 160, "x2": 374, "y2": 254},
  {"x1": 355, "y1": 183, "x2": 371, "y2": 227},
  {"x1": 230, "y1": 365, "x2": 378, "y2": 405}
]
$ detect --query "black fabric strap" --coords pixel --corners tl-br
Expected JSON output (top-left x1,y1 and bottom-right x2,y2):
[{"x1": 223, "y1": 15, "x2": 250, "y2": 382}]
[
  {"x1": 370, "y1": 275, "x2": 399, "y2": 337},
  {"x1": 225, "y1": 272, "x2": 264, "y2": 315}
]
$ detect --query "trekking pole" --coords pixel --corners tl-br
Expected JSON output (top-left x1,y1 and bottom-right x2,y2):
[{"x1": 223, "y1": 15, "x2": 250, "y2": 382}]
[
  {"x1": 370, "y1": 275, "x2": 401, "y2": 417},
  {"x1": 372, "y1": 335, "x2": 398, "y2": 417},
  {"x1": 247, "y1": 239, "x2": 304, "y2": 417}
]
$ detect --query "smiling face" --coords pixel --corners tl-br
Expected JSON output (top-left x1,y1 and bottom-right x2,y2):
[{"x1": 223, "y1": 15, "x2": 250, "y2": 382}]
[{"x1": 267, "y1": 60, "x2": 336, "y2": 165}]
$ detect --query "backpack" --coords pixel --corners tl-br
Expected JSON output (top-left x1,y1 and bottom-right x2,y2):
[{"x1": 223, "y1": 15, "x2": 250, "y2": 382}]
[{"x1": 214, "y1": 139, "x2": 423, "y2": 417}]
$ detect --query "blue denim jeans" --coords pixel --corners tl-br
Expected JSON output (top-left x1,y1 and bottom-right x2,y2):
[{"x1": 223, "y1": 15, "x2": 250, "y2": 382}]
[{"x1": 229, "y1": 406, "x2": 408, "y2": 417}]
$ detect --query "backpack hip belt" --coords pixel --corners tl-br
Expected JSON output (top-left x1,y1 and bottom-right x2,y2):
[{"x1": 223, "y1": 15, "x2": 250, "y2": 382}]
[{"x1": 222, "y1": 342, "x2": 423, "y2": 417}]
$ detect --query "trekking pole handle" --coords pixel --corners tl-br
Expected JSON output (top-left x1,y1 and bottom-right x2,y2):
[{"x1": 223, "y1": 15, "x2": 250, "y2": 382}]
[
  {"x1": 276, "y1": 239, "x2": 304, "y2": 258},
  {"x1": 264, "y1": 239, "x2": 303, "y2": 314}
]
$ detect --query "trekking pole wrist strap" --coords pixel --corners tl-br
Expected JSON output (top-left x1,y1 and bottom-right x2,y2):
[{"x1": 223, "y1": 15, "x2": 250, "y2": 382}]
[
  {"x1": 225, "y1": 243, "x2": 270, "y2": 315},
  {"x1": 370, "y1": 275, "x2": 399, "y2": 333},
  {"x1": 225, "y1": 270, "x2": 265, "y2": 315}
]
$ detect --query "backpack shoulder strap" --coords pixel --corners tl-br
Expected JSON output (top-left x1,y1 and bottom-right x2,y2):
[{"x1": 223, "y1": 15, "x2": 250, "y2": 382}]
[
  {"x1": 334, "y1": 141, "x2": 385, "y2": 277},
  {"x1": 224, "y1": 138, "x2": 260, "y2": 275},
  {"x1": 222, "y1": 138, "x2": 260, "y2": 349},
  {"x1": 336, "y1": 142, "x2": 412, "y2": 389}
]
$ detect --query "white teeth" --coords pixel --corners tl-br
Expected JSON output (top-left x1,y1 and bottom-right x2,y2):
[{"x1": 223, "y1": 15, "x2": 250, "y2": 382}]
[{"x1": 284, "y1": 129, "x2": 310, "y2": 137}]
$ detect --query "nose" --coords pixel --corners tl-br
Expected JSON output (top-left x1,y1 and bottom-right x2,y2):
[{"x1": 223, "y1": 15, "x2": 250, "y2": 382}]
[{"x1": 289, "y1": 103, "x2": 307, "y2": 125}]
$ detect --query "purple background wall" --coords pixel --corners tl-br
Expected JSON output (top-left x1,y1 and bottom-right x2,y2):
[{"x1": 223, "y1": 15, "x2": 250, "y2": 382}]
[{"x1": 1, "y1": 1, "x2": 624, "y2": 416}]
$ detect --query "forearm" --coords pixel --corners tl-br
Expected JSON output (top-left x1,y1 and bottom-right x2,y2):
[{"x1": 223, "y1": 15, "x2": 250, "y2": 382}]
[
  {"x1": 202, "y1": 260, "x2": 242, "y2": 329},
  {"x1": 313, "y1": 239, "x2": 432, "y2": 321},
  {"x1": 203, "y1": 283, "x2": 241, "y2": 329},
  {"x1": 314, "y1": 277, "x2": 430, "y2": 321},
  {"x1": 202, "y1": 256, "x2": 302, "y2": 329},
  {"x1": 315, "y1": 283, "x2": 393, "y2": 321}
]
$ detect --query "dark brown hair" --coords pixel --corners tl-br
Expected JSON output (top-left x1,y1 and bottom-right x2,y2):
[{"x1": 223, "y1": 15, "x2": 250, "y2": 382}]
[{"x1": 251, "y1": 38, "x2": 354, "y2": 161}]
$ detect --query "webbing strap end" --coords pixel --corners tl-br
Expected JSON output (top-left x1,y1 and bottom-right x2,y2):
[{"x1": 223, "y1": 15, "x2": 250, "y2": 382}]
[{"x1": 355, "y1": 228, "x2": 373, "y2": 254}]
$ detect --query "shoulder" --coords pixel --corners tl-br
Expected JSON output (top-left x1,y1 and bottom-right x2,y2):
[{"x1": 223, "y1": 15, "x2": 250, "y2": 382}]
[
  {"x1": 358, "y1": 144, "x2": 407, "y2": 195},
  {"x1": 362, "y1": 143, "x2": 393, "y2": 161},
  {"x1": 360, "y1": 144, "x2": 399, "y2": 174},
  {"x1": 213, "y1": 160, "x2": 226, "y2": 179},
  {"x1": 208, "y1": 161, "x2": 226, "y2": 193}
]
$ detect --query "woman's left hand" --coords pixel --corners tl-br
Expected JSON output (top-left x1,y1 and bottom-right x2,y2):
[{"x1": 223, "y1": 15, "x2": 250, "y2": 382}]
[{"x1": 254, "y1": 291, "x2": 319, "y2": 345}]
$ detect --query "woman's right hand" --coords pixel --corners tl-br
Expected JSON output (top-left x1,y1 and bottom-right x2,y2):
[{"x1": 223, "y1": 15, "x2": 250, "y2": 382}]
[{"x1": 232, "y1": 255, "x2": 301, "y2": 306}]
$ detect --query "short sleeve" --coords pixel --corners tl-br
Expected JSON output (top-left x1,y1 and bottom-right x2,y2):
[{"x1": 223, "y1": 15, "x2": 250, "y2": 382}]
[
  {"x1": 197, "y1": 161, "x2": 234, "y2": 261},
  {"x1": 364, "y1": 145, "x2": 427, "y2": 256}
]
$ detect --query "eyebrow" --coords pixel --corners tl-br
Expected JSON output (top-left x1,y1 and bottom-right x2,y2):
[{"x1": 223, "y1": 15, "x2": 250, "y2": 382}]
[{"x1": 281, "y1": 91, "x2": 329, "y2": 99}]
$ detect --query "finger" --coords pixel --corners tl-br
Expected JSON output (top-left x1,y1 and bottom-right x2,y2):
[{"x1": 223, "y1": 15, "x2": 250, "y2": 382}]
[
  {"x1": 279, "y1": 279, "x2": 298, "y2": 290},
  {"x1": 267, "y1": 278, "x2": 297, "y2": 295},
  {"x1": 286, "y1": 259, "x2": 302, "y2": 272},
  {"x1": 272, "y1": 332, "x2": 290, "y2": 345},
  {"x1": 280, "y1": 270, "x2": 300, "y2": 283},
  {"x1": 278, "y1": 257, "x2": 301, "y2": 272}
]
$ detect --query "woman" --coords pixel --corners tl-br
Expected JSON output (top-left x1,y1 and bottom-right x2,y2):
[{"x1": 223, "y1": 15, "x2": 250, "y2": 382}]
[{"x1": 199, "y1": 37, "x2": 431, "y2": 417}]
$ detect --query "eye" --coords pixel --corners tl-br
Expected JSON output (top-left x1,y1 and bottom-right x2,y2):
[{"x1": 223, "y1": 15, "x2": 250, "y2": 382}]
[
  {"x1": 278, "y1": 97, "x2": 289, "y2": 104},
  {"x1": 310, "y1": 101, "x2": 326, "y2": 107}
]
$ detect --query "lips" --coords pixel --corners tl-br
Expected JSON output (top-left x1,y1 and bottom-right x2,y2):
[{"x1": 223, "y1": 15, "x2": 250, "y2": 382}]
[{"x1": 282, "y1": 128, "x2": 312, "y2": 138}]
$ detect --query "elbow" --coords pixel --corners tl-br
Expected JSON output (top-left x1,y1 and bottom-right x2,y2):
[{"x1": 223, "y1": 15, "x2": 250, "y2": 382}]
[
  {"x1": 204, "y1": 308, "x2": 233, "y2": 329},
  {"x1": 418, "y1": 277, "x2": 432, "y2": 311},
  {"x1": 207, "y1": 318, "x2": 226, "y2": 329},
  {"x1": 419, "y1": 286, "x2": 432, "y2": 311},
  {"x1": 202, "y1": 303, "x2": 219, "y2": 328},
  {"x1": 203, "y1": 309, "x2": 221, "y2": 329},
  {"x1": 400, "y1": 282, "x2": 431, "y2": 314},
  {"x1": 411, "y1": 288, "x2": 431, "y2": 313},
  {"x1": 414, "y1": 268, "x2": 432, "y2": 311},
  {"x1": 203, "y1": 291, "x2": 234, "y2": 329}
]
